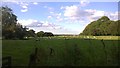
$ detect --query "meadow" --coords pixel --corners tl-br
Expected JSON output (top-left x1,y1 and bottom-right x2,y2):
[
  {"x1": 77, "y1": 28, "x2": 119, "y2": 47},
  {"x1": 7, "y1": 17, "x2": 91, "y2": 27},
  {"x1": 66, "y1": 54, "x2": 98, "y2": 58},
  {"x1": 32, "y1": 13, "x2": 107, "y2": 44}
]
[{"x1": 2, "y1": 36, "x2": 120, "y2": 66}]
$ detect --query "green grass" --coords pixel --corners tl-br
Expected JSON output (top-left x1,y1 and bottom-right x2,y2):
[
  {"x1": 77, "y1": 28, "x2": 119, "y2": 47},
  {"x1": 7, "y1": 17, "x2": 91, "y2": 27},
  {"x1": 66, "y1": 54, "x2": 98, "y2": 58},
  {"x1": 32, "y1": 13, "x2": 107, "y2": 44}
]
[{"x1": 2, "y1": 37, "x2": 120, "y2": 66}]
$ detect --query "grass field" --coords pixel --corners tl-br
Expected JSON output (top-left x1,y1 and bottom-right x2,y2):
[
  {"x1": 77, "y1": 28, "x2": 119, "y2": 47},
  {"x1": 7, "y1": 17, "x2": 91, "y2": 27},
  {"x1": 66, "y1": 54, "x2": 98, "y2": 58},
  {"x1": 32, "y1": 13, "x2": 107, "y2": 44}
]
[{"x1": 2, "y1": 36, "x2": 120, "y2": 66}]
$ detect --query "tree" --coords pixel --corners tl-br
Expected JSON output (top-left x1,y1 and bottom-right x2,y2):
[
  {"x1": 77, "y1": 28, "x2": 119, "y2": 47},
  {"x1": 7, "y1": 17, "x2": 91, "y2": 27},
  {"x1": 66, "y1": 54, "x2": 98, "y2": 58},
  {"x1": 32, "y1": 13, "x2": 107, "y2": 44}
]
[
  {"x1": 1, "y1": 6, "x2": 27, "y2": 39},
  {"x1": 1, "y1": 6, "x2": 16, "y2": 39},
  {"x1": 14, "y1": 23, "x2": 28, "y2": 39},
  {"x1": 108, "y1": 20, "x2": 119, "y2": 36},
  {"x1": 36, "y1": 31, "x2": 44, "y2": 37},
  {"x1": 44, "y1": 32, "x2": 54, "y2": 37},
  {"x1": 81, "y1": 16, "x2": 119, "y2": 36},
  {"x1": 117, "y1": 20, "x2": 120, "y2": 35},
  {"x1": 26, "y1": 29, "x2": 36, "y2": 37},
  {"x1": 97, "y1": 16, "x2": 110, "y2": 22}
]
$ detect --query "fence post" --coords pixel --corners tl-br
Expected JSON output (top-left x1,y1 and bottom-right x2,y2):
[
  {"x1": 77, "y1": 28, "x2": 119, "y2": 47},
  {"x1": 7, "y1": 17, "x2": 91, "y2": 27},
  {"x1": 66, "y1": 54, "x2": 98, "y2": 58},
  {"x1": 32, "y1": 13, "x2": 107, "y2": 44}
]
[
  {"x1": 118, "y1": 41, "x2": 120, "y2": 66},
  {"x1": 101, "y1": 39, "x2": 108, "y2": 65},
  {"x1": 28, "y1": 47, "x2": 38, "y2": 68}
]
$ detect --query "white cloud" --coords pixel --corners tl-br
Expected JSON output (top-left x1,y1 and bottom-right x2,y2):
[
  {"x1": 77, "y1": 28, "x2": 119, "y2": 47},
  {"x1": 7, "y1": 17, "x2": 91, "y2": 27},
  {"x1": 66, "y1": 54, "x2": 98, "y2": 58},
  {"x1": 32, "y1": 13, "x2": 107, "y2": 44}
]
[
  {"x1": 85, "y1": 9, "x2": 105, "y2": 21},
  {"x1": 89, "y1": 10, "x2": 105, "y2": 17},
  {"x1": 55, "y1": 13, "x2": 63, "y2": 21},
  {"x1": 10, "y1": 2, "x2": 39, "y2": 12},
  {"x1": 33, "y1": 2, "x2": 38, "y2": 5},
  {"x1": 49, "y1": 11, "x2": 63, "y2": 22},
  {"x1": 19, "y1": 2, "x2": 29, "y2": 12},
  {"x1": 42, "y1": 21, "x2": 50, "y2": 26},
  {"x1": 80, "y1": 0, "x2": 89, "y2": 7},
  {"x1": 63, "y1": 5, "x2": 79, "y2": 17},
  {"x1": 47, "y1": 16, "x2": 52, "y2": 19},
  {"x1": 21, "y1": 9, "x2": 28, "y2": 12},
  {"x1": 18, "y1": 19, "x2": 38, "y2": 26},
  {"x1": 60, "y1": 6, "x2": 64, "y2": 9},
  {"x1": 63, "y1": 5, "x2": 91, "y2": 21},
  {"x1": 62, "y1": 5, "x2": 118, "y2": 22},
  {"x1": 87, "y1": 10, "x2": 118, "y2": 21},
  {"x1": 106, "y1": 11, "x2": 118, "y2": 21},
  {"x1": 88, "y1": 10, "x2": 118, "y2": 21},
  {"x1": 9, "y1": 2, "x2": 29, "y2": 12},
  {"x1": 41, "y1": 21, "x2": 62, "y2": 30},
  {"x1": 54, "y1": 26, "x2": 62, "y2": 29},
  {"x1": 18, "y1": 19, "x2": 62, "y2": 30},
  {"x1": 18, "y1": 19, "x2": 80, "y2": 34},
  {"x1": 20, "y1": 5, "x2": 28, "y2": 12},
  {"x1": 16, "y1": 2, "x2": 38, "y2": 12},
  {"x1": 22, "y1": 5, "x2": 28, "y2": 9},
  {"x1": 50, "y1": 11, "x2": 54, "y2": 14},
  {"x1": 44, "y1": 6, "x2": 54, "y2": 11},
  {"x1": 56, "y1": 17, "x2": 63, "y2": 22}
]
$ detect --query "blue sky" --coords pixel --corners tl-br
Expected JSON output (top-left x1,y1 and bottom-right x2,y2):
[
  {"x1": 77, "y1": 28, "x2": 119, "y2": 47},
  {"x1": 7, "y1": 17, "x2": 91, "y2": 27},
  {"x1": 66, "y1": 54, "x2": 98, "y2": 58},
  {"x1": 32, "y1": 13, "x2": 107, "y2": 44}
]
[{"x1": 1, "y1": 2, "x2": 118, "y2": 34}]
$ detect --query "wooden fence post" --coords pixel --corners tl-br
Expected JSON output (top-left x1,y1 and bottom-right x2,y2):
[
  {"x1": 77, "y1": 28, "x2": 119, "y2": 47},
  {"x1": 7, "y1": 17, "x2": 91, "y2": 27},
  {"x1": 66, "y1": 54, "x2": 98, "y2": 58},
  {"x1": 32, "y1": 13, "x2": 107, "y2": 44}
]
[
  {"x1": 101, "y1": 39, "x2": 108, "y2": 65},
  {"x1": 28, "y1": 47, "x2": 38, "y2": 68}
]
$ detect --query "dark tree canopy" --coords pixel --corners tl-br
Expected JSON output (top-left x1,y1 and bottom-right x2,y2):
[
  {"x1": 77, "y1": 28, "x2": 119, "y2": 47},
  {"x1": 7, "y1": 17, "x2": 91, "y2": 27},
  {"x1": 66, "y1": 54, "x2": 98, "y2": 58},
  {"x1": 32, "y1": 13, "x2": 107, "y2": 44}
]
[
  {"x1": 44, "y1": 32, "x2": 54, "y2": 37},
  {"x1": 36, "y1": 31, "x2": 54, "y2": 37},
  {"x1": 1, "y1": 6, "x2": 54, "y2": 39},
  {"x1": 1, "y1": 6, "x2": 27, "y2": 39},
  {"x1": 80, "y1": 16, "x2": 120, "y2": 36},
  {"x1": 26, "y1": 29, "x2": 36, "y2": 37},
  {"x1": 36, "y1": 31, "x2": 44, "y2": 37}
]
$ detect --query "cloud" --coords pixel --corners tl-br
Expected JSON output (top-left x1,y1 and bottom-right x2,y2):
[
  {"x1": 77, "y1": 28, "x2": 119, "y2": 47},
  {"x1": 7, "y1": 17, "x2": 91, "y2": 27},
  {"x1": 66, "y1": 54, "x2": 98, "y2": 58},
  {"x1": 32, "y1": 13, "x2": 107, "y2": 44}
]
[
  {"x1": 49, "y1": 11, "x2": 63, "y2": 22},
  {"x1": 21, "y1": 5, "x2": 28, "y2": 9},
  {"x1": 85, "y1": 9, "x2": 105, "y2": 21},
  {"x1": 18, "y1": 19, "x2": 38, "y2": 26},
  {"x1": 8, "y1": 2, "x2": 39, "y2": 12},
  {"x1": 62, "y1": 5, "x2": 118, "y2": 22},
  {"x1": 63, "y1": 5, "x2": 79, "y2": 17},
  {"x1": 62, "y1": 5, "x2": 91, "y2": 21},
  {"x1": 44, "y1": 6, "x2": 54, "y2": 11},
  {"x1": 18, "y1": 19, "x2": 62, "y2": 30},
  {"x1": 33, "y1": 2, "x2": 38, "y2": 5},
  {"x1": 2, "y1": 1, "x2": 29, "y2": 12},
  {"x1": 106, "y1": 11, "x2": 118, "y2": 21},
  {"x1": 55, "y1": 13, "x2": 63, "y2": 21},
  {"x1": 63, "y1": 5, "x2": 90, "y2": 17},
  {"x1": 18, "y1": 19, "x2": 80, "y2": 34},
  {"x1": 86, "y1": 10, "x2": 118, "y2": 21},
  {"x1": 17, "y1": 2, "x2": 38, "y2": 12},
  {"x1": 15, "y1": 2, "x2": 29, "y2": 12},
  {"x1": 56, "y1": 17, "x2": 63, "y2": 22},
  {"x1": 41, "y1": 21, "x2": 62, "y2": 30},
  {"x1": 21, "y1": 9, "x2": 28, "y2": 12},
  {"x1": 50, "y1": 12, "x2": 61, "y2": 17},
  {"x1": 80, "y1": 0, "x2": 89, "y2": 7},
  {"x1": 47, "y1": 16, "x2": 52, "y2": 19}
]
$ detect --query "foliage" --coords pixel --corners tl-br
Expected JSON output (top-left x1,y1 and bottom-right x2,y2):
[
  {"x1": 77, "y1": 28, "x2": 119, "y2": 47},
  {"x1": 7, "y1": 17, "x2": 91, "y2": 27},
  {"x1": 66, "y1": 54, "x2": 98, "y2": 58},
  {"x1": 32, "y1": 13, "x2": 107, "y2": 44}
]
[
  {"x1": 1, "y1": 6, "x2": 27, "y2": 39},
  {"x1": 81, "y1": 16, "x2": 120, "y2": 36},
  {"x1": 1, "y1": 6, "x2": 54, "y2": 39},
  {"x1": 44, "y1": 32, "x2": 54, "y2": 37},
  {"x1": 36, "y1": 31, "x2": 54, "y2": 37},
  {"x1": 36, "y1": 31, "x2": 44, "y2": 37},
  {"x1": 26, "y1": 29, "x2": 36, "y2": 37}
]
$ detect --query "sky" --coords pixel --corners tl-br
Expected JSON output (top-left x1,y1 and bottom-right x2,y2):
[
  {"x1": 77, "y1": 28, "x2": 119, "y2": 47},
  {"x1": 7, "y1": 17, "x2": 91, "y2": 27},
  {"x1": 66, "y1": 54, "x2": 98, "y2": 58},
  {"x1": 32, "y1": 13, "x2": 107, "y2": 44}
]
[{"x1": 1, "y1": 2, "x2": 119, "y2": 35}]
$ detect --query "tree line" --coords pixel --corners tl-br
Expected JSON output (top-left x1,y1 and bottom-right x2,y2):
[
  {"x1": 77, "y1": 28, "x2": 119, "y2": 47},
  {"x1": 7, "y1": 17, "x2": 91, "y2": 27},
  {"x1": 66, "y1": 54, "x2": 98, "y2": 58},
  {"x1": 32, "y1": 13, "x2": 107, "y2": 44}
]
[
  {"x1": 80, "y1": 16, "x2": 120, "y2": 36},
  {"x1": 1, "y1": 6, "x2": 54, "y2": 39},
  {"x1": 1, "y1": 6, "x2": 120, "y2": 39}
]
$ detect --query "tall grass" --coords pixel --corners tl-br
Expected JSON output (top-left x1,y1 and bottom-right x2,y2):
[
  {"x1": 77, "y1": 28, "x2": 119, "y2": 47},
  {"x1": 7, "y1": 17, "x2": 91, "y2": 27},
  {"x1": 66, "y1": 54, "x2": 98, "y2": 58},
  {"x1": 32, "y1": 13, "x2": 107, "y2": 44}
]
[{"x1": 2, "y1": 38, "x2": 119, "y2": 66}]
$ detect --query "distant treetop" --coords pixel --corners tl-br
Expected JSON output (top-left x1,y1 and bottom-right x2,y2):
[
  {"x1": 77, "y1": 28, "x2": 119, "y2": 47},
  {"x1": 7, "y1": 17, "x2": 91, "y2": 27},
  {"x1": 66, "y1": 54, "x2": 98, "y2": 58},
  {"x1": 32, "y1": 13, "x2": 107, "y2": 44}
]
[{"x1": 80, "y1": 16, "x2": 120, "y2": 36}]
